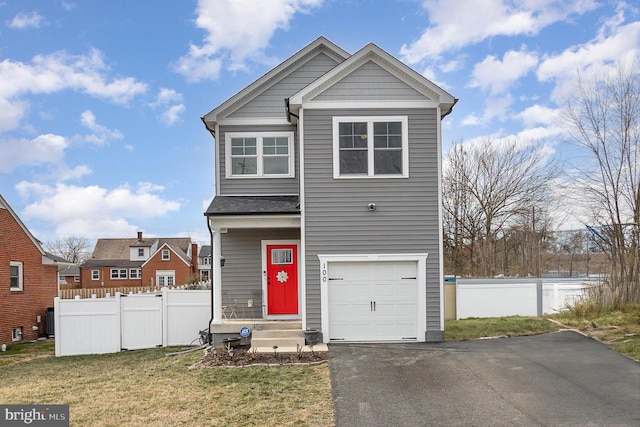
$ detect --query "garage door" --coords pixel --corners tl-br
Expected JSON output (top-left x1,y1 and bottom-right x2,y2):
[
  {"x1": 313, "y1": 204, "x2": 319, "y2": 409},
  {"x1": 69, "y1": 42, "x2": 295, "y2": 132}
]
[{"x1": 327, "y1": 261, "x2": 418, "y2": 341}]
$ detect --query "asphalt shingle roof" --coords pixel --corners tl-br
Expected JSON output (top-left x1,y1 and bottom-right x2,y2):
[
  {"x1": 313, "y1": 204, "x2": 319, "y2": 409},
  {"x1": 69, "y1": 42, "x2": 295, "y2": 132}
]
[{"x1": 205, "y1": 196, "x2": 300, "y2": 215}]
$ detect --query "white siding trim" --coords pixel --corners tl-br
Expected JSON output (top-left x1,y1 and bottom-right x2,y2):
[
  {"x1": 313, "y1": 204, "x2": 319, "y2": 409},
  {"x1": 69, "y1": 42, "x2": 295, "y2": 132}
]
[
  {"x1": 301, "y1": 100, "x2": 440, "y2": 110},
  {"x1": 217, "y1": 117, "x2": 291, "y2": 126},
  {"x1": 206, "y1": 215, "x2": 300, "y2": 229},
  {"x1": 298, "y1": 107, "x2": 308, "y2": 329},
  {"x1": 317, "y1": 253, "x2": 428, "y2": 343},
  {"x1": 436, "y1": 107, "x2": 445, "y2": 331}
]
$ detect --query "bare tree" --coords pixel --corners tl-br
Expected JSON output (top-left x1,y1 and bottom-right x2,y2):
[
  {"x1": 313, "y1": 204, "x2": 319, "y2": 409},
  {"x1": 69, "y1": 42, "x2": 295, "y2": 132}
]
[
  {"x1": 45, "y1": 236, "x2": 92, "y2": 264},
  {"x1": 443, "y1": 139, "x2": 558, "y2": 277},
  {"x1": 563, "y1": 62, "x2": 640, "y2": 305}
]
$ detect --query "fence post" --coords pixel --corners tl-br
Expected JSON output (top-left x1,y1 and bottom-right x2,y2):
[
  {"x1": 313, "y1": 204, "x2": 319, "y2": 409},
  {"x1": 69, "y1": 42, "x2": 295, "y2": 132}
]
[
  {"x1": 536, "y1": 280, "x2": 543, "y2": 317},
  {"x1": 115, "y1": 292, "x2": 122, "y2": 351},
  {"x1": 162, "y1": 286, "x2": 168, "y2": 347},
  {"x1": 54, "y1": 297, "x2": 61, "y2": 357}
]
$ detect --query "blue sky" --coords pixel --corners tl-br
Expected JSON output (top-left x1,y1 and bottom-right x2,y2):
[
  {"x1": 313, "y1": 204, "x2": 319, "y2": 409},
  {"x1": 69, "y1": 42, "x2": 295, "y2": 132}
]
[{"x1": 1, "y1": 0, "x2": 639, "y2": 245}]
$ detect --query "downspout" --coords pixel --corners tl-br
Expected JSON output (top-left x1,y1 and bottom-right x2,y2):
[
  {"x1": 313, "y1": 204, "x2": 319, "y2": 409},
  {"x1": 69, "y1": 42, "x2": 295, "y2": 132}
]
[
  {"x1": 206, "y1": 216, "x2": 214, "y2": 344},
  {"x1": 285, "y1": 98, "x2": 299, "y2": 123}
]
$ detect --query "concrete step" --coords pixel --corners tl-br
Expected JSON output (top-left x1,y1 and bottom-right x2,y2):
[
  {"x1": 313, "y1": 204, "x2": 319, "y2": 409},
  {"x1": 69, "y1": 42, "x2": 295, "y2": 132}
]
[
  {"x1": 254, "y1": 321, "x2": 302, "y2": 331},
  {"x1": 250, "y1": 336, "x2": 306, "y2": 349},
  {"x1": 252, "y1": 329, "x2": 304, "y2": 339},
  {"x1": 251, "y1": 343, "x2": 328, "y2": 354}
]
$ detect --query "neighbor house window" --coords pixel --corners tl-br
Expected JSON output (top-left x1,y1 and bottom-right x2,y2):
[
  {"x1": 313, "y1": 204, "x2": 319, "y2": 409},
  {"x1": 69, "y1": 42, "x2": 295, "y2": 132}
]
[
  {"x1": 10, "y1": 261, "x2": 23, "y2": 291},
  {"x1": 138, "y1": 248, "x2": 145, "y2": 257},
  {"x1": 129, "y1": 269, "x2": 141, "y2": 279},
  {"x1": 110, "y1": 268, "x2": 127, "y2": 279},
  {"x1": 225, "y1": 132, "x2": 294, "y2": 178},
  {"x1": 202, "y1": 256, "x2": 210, "y2": 265},
  {"x1": 333, "y1": 116, "x2": 408, "y2": 178},
  {"x1": 91, "y1": 270, "x2": 99, "y2": 280},
  {"x1": 156, "y1": 271, "x2": 175, "y2": 287},
  {"x1": 12, "y1": 327, "x2": 22, "y2": 342},
  {"x1": 161, "y1": 250, "x2": 170, "y2": 260}
]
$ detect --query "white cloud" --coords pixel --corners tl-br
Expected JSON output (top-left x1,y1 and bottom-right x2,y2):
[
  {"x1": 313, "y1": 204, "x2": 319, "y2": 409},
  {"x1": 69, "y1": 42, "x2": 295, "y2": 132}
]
[
  {"x1": 537, "y1": 16, "x2": 640, "y2": 103},
  {"x1": 175, "y1": 0, "x2": 324, "y2": 82},
  {"x1": 162, "y1": 104, "x2": 186, "y2": 125},
  {"x1": 515, "y1": 104, "x2": 560, "y2": 128},
  {"x1": 470, "y1": 48, "x2": 538, "y2": 95},
  {"x1": 79, "y1": 110, "x2": 123, "y2": 144},
  {"x1": 0, "y1": 134, "x2": 68, "y2": 173},
  {"x1": 400, "y1": 0, "x2": 598, "y2": 65},
  {"x1": 149, "y1": 88, "x2": 185, "y2": 125},
  {"x1": 8, "y1": 11, "x2": 44, "y2": 29},
  {"x1": 0, "y1": 49, "x2": 147, "y2": 133},
  {"x1": 16, "y1": 182, "x2": 181, "y2": 238}
]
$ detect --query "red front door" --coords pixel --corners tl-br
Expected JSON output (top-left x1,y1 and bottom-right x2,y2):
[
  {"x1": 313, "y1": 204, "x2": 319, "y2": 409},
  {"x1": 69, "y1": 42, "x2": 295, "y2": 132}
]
[{"x1": 266, "y1": 244, "x2": 298, "y2": 315}]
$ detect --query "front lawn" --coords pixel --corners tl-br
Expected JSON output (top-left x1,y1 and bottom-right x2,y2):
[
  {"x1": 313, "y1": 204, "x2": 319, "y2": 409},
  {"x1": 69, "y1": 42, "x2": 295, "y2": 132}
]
[{"x1": 0, "y1": 343, "x2": 333, "y2": 427}]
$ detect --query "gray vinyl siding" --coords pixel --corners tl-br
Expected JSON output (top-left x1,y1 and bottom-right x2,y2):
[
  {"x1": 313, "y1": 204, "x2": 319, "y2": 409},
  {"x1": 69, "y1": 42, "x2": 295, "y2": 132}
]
[
  {"x1": 314, "y1": 61, "x2": 425, "y2": 101},
  {"x1": 302, "y1": 108, "x2": 442, "y2": 334},
  {"x1": 220, "y1": 228, "x2": 300, "y2": 318},
  {"x1": 229, "y1": 52, "x2": 341, "y2": 119},
  {"x1": 217, "y1": 124, "x2": 299, "y2": 195}
]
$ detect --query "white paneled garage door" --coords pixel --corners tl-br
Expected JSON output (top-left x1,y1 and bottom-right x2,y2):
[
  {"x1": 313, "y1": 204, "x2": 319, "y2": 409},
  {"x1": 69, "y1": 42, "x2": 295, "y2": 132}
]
[{"x1": 327, "y1": 261, "x2": 418, "y2": 341}]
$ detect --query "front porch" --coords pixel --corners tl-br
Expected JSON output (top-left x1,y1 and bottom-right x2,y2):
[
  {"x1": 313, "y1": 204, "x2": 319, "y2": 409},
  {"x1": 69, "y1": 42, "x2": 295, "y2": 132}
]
[{"x1": 210, "y1": 320, "x2": 328, "y2": 353}]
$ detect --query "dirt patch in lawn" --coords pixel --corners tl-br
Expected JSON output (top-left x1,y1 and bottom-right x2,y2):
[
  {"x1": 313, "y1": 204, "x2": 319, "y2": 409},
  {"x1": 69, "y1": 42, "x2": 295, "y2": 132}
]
[{"x1": 192, "y1": 345, "x2": 328, "y2": 368}]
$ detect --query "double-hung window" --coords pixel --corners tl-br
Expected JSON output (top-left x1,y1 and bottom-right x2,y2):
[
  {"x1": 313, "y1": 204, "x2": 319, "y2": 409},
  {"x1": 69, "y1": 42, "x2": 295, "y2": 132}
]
[
  {"x1": 111, "y1": 268, "x2": 127, "y2": 279},
  {"x1": 10, "y1": 261, "x2": 23, "y2": 291},
  {"x1": 333, "y1": 116, "x2": 408, "y2": 178},
  {"x1": 226, "y1": 132, "x2": 294, "y2": 178}
]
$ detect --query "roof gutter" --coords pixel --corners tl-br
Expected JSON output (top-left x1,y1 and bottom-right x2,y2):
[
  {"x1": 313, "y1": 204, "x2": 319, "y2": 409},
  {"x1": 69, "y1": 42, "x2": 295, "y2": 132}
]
[
  {"x1": 200, "y1": 116, "x2": 216, "y2": 138},
  {"x1": 441, "y1": 98, "x2": 459, "y2": 119}
]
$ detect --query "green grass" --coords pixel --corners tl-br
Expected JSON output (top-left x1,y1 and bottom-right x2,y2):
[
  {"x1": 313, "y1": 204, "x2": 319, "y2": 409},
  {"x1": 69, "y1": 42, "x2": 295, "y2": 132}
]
[
  {"x1": 0, "y1": 343, "x2": 333, "y2": 427},
  {"x1": 550, "y1": 304, "x2": 640, "y2": 361},
  {"x1": 445, "y1": 316, "x2": 562, "y2": 341}
]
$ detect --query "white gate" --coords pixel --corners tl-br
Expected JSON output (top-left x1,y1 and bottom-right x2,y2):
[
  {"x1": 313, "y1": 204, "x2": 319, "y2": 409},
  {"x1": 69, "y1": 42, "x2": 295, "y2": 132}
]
[{"x1": 121, "y1": 294, "x2": 163, "y2": 350}]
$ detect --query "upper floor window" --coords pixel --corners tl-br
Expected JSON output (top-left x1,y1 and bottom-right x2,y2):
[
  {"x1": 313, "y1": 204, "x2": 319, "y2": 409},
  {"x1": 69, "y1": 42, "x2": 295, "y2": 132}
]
[
  {"x1": 162, "y1": 249, "x2": 170, "y2": 260},
  {"x1": 202, "y1": 256, "x2": 211, "y2": 265},
  {"x1": 333, "y1": 116, "x2": 408, "y2": 178},
  {"x1": 225, "y1": 132, "x2": 294, "y2": 178},
  {"x1": 138, "y1": 248, "x2": 145, "y2": 257},
  {"x1": 10, "y1": 261, "x2": 23, "y2": 291}
]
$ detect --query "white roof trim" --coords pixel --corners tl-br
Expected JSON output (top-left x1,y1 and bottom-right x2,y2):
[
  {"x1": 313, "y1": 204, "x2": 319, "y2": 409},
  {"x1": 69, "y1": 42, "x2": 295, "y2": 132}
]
[
  {"x1": 202, "y1": 37, "x2": 349, "y2": 125},
  {"x1": 288, "y1": 43, "x2": 456, "y2": 113}
]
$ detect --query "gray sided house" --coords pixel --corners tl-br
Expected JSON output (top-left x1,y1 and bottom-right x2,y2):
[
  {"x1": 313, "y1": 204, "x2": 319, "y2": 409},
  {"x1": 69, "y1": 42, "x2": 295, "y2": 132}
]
[{"x1": 202, "y1": 37, "x2": 456, "y2": 343}]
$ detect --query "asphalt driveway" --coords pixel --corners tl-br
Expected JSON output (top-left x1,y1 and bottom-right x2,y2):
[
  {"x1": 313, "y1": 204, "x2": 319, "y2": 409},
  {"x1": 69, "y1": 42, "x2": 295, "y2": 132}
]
[{"x1": 328, "y1": 331, "x2": 640, "y2": 426}]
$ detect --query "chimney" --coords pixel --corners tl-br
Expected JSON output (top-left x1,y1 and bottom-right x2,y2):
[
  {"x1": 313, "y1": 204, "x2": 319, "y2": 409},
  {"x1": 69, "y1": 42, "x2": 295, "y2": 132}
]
[
  {"x1": 191, "y1": 243, "x2": 199, "y2": 275},
  {"x1": 137, "y1": 231, "x2": 143, "y2": 241}
]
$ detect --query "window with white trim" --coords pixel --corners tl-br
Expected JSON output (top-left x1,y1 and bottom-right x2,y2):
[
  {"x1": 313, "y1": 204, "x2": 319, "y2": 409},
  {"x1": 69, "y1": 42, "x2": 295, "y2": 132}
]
[
  {"x1": 161, "y1": 249, "x2": 170, "y2": 260},
  {"x1": 111, "y1": 268, "x2": 127, "y2": 279},
  {"x1": 333, "y1": 116, "x2": 408, "y2": 178},
  {"x1": 138, "y1": 248, "x2": 145, "y2": 257},
  {"x1": 10, "y1": 261, "x2": 23, "y2": 291},
  {"x1": 156, "y1": 271, "x2": 175, "y2": 287},
  {"x1": 91, "y1": 270, "x2": 99, "y2": 280},
  {"x1": 12, "y1": 327, "x2": 23, "y2": 342},
  {"x1": 225, "y1": 132, "x2": 294, "y2": 178},
  {"x1": 129, "y1": 268, "x2": 141, "y2": 279}
]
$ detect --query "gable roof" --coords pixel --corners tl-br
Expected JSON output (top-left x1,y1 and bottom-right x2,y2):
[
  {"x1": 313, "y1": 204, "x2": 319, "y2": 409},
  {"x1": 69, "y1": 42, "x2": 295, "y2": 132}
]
[
  {"x1": 141, "y1": 242, "x2": 192, "y2": 268},
  {"x1": 87, "y1": 237, "x2": 191, "y2": 260},
  {"x1": 287, "y1": 42, "x2": 457, "y2": 118},
  {"x1": 202, "y1": 36, "x2": 349, "y2": 127},
  {"x1": 0, "y1": 193, "x2": 72, "y2": 265}
]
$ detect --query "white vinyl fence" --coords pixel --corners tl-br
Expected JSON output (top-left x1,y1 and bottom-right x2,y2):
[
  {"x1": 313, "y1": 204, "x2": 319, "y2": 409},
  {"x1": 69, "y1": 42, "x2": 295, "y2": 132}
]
[
  {"x1": 456, "y1": 278, "x2": 592, "y2": 320},
  {"x1": 54, "y1": 287, "x2": 211, "y2": 357}
]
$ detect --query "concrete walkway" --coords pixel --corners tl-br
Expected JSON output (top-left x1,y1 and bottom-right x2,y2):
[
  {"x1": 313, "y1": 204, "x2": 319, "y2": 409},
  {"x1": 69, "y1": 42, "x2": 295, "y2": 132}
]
[{"x1": 329, "y1": 331, "x2": 640, "y2": 426}]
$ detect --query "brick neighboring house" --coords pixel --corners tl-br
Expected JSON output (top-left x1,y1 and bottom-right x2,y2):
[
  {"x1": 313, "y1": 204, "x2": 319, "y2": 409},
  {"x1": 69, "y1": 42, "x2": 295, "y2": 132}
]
[
  {"x1": 1, "y1": 194, "x2": 70, "y2": 345},
  {"x1": 79, "y1": 232, "x2": 199, "y2": 288}
]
